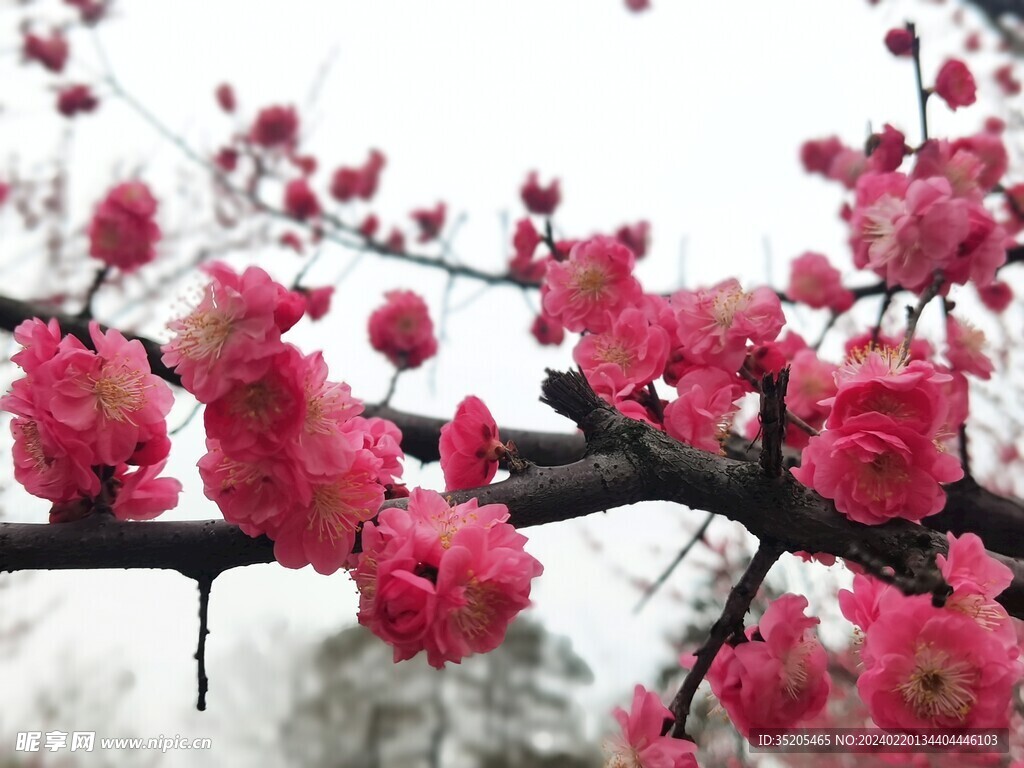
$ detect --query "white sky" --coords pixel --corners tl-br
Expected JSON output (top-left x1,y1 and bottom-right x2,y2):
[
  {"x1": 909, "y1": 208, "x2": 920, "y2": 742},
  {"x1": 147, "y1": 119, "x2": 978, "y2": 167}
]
[{"x1": 0, "y1": 0, "x2": 1017, "y2": 764}]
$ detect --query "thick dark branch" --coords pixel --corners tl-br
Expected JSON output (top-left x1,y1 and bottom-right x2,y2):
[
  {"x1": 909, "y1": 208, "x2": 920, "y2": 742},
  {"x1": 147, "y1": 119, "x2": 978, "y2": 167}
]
[
  {"x1": 6, "y1": 371, "x2": 1024, "y2": 624},
  {"x1": 0, "y1": 516, "x2": 274, "y2": 579}
]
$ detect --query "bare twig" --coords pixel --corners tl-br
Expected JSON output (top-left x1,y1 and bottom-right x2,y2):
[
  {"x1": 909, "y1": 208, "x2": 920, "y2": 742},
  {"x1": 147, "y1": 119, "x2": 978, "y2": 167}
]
[
  {"x1": 633, "y1": 512, "x2": 714, "y2": 614},
  {"x1": 668, "y1": 541, "x2": 784, "y2": 738}
]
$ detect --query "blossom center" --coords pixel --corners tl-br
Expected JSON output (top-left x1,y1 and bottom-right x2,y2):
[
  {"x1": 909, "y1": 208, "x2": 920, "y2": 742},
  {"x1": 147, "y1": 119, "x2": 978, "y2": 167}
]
[
  {"x1": 307, "y1": 482, "x2": 362, "y2": 542},
  {"x1": 176, "y1": 309, "x2": 233, "y2": 361},
  {"x1": 711, "y1": 287, "x2": 750, "y2": 328},
  {"x1": 20, "y1": 420, "x2": 50, "y2": 469},
  {"x1": 782, "y1": 637, "x2": 814, "y2": 698},
  {"x1": 596, "y1": 339, "x2": 635, "y2": 370},
  {"x1": 453, "y1": 577, "x2": 499, "y2": 640},
  {"x1": 572, "y1": 265, "x2": 609, "y2": 300},
  {"x1": 229, "y1": 380, "x2": 284, "y2": 430},
  {"x1": 92, "y1": 365, "x2": 146, "y2": 423},
  {"x1": 896, "y1": 645, "x2": 976, "y2": 721}
]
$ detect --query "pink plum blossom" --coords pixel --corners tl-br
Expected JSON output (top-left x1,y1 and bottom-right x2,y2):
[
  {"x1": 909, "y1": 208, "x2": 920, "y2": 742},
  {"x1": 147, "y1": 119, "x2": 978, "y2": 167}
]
[
  {"x1": 978, "y1": 281, "x2": 1013, "y2": 313},
  {"x1": 850, "y1": 173, "x2": 969, "y2": 291},
  {"x1": 198, "y1": 439, "x2": 307, "y2": 535},
  {"x1": 22, "y1": 31, "x2": 68, "y2": 72},
  {"x1": 938, "y1": 532, "x2": 1014, "y2": 601},
  {"x1": 791, "y1": 413, "x2": 963, "y2": 525},
  {"x1": 663, "y1": 367, "x2": 743, "y2": 453},
  {"x1": 42, "y1": 323, "x2": 174, "y2": 467},
  {"x1": 88, "y1": 181, "x2": 161, "y2": 272},
  {"x1": 294, "y1": 285, "x2": 334, "y2": 320},
  {"x1": 943, "y1": 203, "x2": 1007, "y2": 289},
  {"x1": 827, "y1": 349, "x2": 951, "y2": 438},
  {"x1": 111, "y1": 461, "x2": 182, "y2": 520},
  {"x1": 283, "y1": 178, "x2": 320, "y2": 220},
  {"x1": 410, "y1": 202, "x2": 446, "y2": 243},
  {"x1": 249, "y1": 105, "x2": 299, "y2": 148},
  {"x1": 934, "y1": 59, "x2": 977, "y2": 111},
  {"x1": 787, "y1": 349, "x2": 838, "y2": 427},
  {"x1": 508, "y1": 218, "x2": 548, "y2": 282},
  {"x1": 330, "y1": 149, "x2": 385, "y2": 202},
  {"x1": 952, "y1": 133, "x2": 1009, "y2": 191},
  {"x1": 615, "y1": 221, "x2": 650, "y2": 259},
  {"x1": 354, "y1": 489, "x2": 542, "y2": 667},
  {"x1": 439, "y1": 396, "x2": 504, "y2": 491},
  {"x1": 541, "y1": 236, "x2": 643, "y2": 333},
  {"x1": 531, "y1": 313, "x2": 564, "y2": 346},
  {"x1": 945, "y1": 316, "x2": 994, "y2": 380},
  {"x1": 838, "y1": 572, "x2": 903, "y2": 643},
  {"x1": 2, "y1": 318, "x2": 177, "y2": 519},
  {"x1": 162, "y1": 263, "x2": 294, "y2": 403},
  {"x1": 574, "y1": 307, "x2": 669, "y2": 402},
  {"x1": 786, "y1": 252, "x2": 854, "y2": 312},
  {"x1": 343, "y1": 416, "x2": 405, "y2": 487},
  {"x1": 702, "y1": 594, "x2": 830, "y2": 739},
  {"x1": 857, "y1": 599, "x2": 1019, "y2": 729},
  {"x1": 884, "y1": 28, "x2": 913, "y2": 57},
  {"x1": 604, "y1": 685, "x2": 698, "y2": 768},
  {"x1": 368, "y1": 290, "x2": 438, "y2": 370},
  {"x1": 8, "y1": 416, "x2": 98, "y2": 503},
  {"x1": 800, "y1": 136, "x2": 844, "y2": 176},
  {"x1": 204, "y1": 345, "x2": 307, "y2": 462},
  {"x1": 867, "y1": 124, "x2": 908, "y2": 174},
  {"x1": 291, "y1": 351, "x2": 363, "y2": 476},
  {"x1": 671, "y1": 278, "x2": 785, "y2": 372},
  {"x1": 272, "y1": 453, "x2": 385, "y2": 575},
  {"x1": 520, "y1": 171, "x2": 561, "y2": 215}
]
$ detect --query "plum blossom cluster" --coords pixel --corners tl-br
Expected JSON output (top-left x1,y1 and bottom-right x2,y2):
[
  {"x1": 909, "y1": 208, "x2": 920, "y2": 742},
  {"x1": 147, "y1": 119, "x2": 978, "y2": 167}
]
[
  {"x1": 840, "y1": 533, "x2": 1022, "y2": 730},
  {"x1": 698, "y1": 593, "x2": 830, "y2": 739},
  {"x1": 352, "y1": 488, "x2": 543, "y2": 668},
  {"x1": 162, "y1": 263, "x2": 404, "y2": 574},
  {"x1": 1, "y1": 319, "x2": 180, "y2": 522},
  {"x1": 536, "y1": 234, "x2": 788, "y2": 455},
  {"x1": 802, "y1": 123, "x2": 1009, "y2": 296},
  {"x1": 792, "y1": 348, "x2": 964, "y2": 525}
]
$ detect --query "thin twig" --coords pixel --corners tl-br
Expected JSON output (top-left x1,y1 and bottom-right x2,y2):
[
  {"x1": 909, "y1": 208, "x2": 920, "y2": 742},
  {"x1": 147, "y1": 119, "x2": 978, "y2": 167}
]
[
  {"x1": 194, "y1": 575, "x2": 213, "y2": 711},
  {"x1": 898, "y1": 271, "x2": 943, "y2": 364},
  {"x1": 739, "y1": 365, "x2": 818, "y2": 437},
  {"x1": 77, "y1": 265, "x2": 110, "y2": 320},
  {"x1": 668, "y1": 541, "x2": 783, "y2": 738},
  {"x1": 871, "y1": 286, "x2": 897, "y2": 346},
  {"x1": 908, "y1": 22, "x2": 930, "y2": 144},
  {"x1": 634, "y1": 512, "x2": 715, "y2": 614},
  {"x1": 381, "y1": 368, "x2": 402, "y2": 408}
]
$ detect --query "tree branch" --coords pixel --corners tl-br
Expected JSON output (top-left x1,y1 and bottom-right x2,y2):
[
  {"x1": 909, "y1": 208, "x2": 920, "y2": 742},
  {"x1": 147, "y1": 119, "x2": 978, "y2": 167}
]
[{"x1": 5, "y1": 371, "x2": 1024, "y2": 624}]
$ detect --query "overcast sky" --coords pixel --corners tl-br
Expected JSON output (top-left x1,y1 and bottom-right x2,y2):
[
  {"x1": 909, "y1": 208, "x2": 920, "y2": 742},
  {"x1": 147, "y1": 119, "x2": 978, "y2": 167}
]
[{"x1": 0, "y1": 0, "x2": 1014, "y2": 764}]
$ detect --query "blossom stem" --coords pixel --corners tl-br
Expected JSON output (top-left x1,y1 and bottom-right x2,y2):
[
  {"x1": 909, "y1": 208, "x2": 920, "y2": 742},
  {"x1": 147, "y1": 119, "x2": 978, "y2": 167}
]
[
  {"x1": 898, "y1": 270, "x2": 943, "y2": 364},
  {"x1": 870, "y1": 286, "x2": 898, "y2": 346},
  {"x1": 381, "y1": 368, "x2": 402, "y2": 408},
  {"x1": 908, "y1": 22, "x2": 930, "y2": 144},
  {"x1": 76, "y1": 265, "x2": 110, "y2": 320},
  {"x1": 668, "y1": 540, "x2": 783, "y2": 738}
]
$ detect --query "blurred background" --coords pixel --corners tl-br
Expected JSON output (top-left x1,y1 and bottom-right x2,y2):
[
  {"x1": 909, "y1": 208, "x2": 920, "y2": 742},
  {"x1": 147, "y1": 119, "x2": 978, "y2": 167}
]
[{"x1": 0, "y1": 0, "x2": 1021, "y2": 765}]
